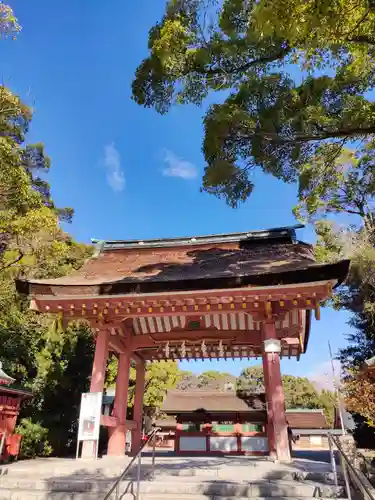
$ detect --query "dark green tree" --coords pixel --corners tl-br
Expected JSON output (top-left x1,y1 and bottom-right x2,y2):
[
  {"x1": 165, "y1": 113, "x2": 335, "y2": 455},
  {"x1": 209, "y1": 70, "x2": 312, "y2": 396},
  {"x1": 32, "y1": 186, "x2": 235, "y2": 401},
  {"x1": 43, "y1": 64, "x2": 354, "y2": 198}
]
[
  {"x1": 237, "y1": 366, "x2": 336, "y2": 425},
  {"x1": 132, "y1": 0, "x2": 375, "y2": 207}
]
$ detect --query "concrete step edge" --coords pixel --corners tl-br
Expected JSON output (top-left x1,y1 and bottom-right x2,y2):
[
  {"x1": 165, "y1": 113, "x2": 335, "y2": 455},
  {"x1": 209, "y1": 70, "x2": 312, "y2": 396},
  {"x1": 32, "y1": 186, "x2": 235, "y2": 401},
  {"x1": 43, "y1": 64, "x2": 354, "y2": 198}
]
[
  {"x1": 0, "y1": 481, "x2": 346, "y2": 497},
  {"x1": 0, "y1": 470, "x2": 343, "y2": 480},
  {"x1": 0, "y1": 492, "x2": 349, "y2": 500},
  {"x1": 0, "y1": 477, "x2": 345, "y2": 487}
]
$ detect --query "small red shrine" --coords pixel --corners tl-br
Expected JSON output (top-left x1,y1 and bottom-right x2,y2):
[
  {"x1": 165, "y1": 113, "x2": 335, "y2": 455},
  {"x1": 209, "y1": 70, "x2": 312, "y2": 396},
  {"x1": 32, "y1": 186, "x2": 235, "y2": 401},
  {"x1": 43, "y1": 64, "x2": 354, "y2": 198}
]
[
  {"x1": 0, "y1": 363, "x2": 32, "y2": 461},
  {"x1": 18, "y1": 225, "x2": 350, "y2": 462}
]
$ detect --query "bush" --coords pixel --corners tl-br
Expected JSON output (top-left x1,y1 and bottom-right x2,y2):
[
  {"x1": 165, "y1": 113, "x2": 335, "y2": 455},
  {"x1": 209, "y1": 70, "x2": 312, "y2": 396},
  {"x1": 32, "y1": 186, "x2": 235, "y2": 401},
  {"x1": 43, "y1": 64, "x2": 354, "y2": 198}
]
[{"x1": 16, "y1": 418, "x2": 52, "y2": 459}]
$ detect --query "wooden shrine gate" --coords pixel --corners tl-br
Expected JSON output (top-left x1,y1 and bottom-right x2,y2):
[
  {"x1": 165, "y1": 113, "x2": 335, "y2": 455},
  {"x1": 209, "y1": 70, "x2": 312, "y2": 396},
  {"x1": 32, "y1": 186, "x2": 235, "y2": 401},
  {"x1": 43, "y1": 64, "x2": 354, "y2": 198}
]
[{"x1": 18, "y1": 225, "x2": 349, "y2": 462}]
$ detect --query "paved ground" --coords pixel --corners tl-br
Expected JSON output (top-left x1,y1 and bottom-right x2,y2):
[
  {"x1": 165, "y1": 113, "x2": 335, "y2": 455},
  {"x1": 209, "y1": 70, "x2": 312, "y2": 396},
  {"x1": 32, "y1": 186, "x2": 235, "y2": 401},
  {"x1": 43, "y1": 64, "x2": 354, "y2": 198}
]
[
  {"x1": 0, "y1": 451, "x2": 336, "y2": 480},
  {"x1": 293, "y1": 451, "x2": 333, "y2": 464}
]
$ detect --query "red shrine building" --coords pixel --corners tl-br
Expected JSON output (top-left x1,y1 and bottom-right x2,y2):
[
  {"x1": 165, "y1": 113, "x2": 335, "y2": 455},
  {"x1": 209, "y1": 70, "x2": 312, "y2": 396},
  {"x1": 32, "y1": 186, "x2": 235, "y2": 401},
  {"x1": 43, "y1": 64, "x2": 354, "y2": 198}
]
[
  {"x1": 0, "y1": 363, "x2": 32, "y2": 461},
  {"x1": 155, "y1": 393, "x2": 339, "y2": 454},
  {"x1": 18, "y1": 225, "x2": 349, "y2": 462},
  {"x1": 160, "y1": 389, "x2": 269, "y2": 455}
]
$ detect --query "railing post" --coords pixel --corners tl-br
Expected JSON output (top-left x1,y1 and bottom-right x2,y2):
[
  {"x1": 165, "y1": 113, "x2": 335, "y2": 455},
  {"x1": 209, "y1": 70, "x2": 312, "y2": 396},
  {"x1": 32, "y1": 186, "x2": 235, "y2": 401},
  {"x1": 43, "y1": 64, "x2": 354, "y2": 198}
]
[
  {"x1": 328, "y1": 435, "x2": 338, "y2": 488},
  {"x1": 340, "y1": 453, "x2": 353, "y2": 500},
  {"x1": 152, "y1": 433, "x2": 156, "y2": 476},
  {"x1": 136, "y1": 449, "x2": 141, "y2": 500},
  {"x1": 102, "y1": 427, "x2": 159, "y2": 500},
  {"x1": 0, "y1": 431, "x2": 6, "y2": 459}
]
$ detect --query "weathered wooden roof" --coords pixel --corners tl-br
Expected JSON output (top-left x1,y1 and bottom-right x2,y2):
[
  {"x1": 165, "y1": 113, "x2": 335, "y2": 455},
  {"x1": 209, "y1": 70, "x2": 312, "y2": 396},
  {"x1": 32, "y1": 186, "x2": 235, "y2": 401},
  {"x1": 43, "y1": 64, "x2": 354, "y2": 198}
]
[
  {"x1": 161, "y1": 390, "x2": 266, "y2": 413},
  {"x1": 285, "y1": 409, "x2": 329, "y2": 429},
  {"x1": 17, "y1": 226, "x2": 350, "y2": 297},
  {"x1": 156, "y1": 407, "x2": 329, "y2": 430},
  {"x1": 0, "y1": 385, "x2": 32, "y2": 398}
]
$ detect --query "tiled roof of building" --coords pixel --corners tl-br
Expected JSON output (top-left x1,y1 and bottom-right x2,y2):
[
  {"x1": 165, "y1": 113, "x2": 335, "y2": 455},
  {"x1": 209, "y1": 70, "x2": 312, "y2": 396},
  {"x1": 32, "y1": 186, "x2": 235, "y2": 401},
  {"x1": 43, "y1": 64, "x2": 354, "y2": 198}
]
[
  {"x1": 155, "y1": 406, "x2": 330, "y2": 431},
  {"x1": 285, "y1": 409, "x2": 329, "y2": 429},
  {"x1": 161, "y1": 390, "x2": 266, "y2": 413},
  {"x1": 18, "y1": 226, "x2": 350, "y2": 296}
]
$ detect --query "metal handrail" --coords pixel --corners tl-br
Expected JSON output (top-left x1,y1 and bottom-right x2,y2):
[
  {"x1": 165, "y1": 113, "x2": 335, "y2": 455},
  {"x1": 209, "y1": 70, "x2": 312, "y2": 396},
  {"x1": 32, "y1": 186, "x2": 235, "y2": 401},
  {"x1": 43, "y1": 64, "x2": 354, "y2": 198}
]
[
  {"x1": 328, "y1": 433, "x2": 375, "y2": 500},
  {"x1": 102, "y1": 426, "x2": 160, "y2": 500}
]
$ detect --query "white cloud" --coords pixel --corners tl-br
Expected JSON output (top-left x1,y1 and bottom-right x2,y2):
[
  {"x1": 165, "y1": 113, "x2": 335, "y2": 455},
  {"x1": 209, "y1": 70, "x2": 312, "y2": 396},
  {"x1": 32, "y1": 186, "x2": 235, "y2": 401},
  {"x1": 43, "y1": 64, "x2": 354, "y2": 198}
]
[
  {"x1": 308, "y1": 360, "x2": 342, "y2": 391},
  {"x1": 162, "y1": 149, "x2": 198, "y2": 180},
  {"x1": 103, "y1": 143, "x2": 125, "y2": 192}
]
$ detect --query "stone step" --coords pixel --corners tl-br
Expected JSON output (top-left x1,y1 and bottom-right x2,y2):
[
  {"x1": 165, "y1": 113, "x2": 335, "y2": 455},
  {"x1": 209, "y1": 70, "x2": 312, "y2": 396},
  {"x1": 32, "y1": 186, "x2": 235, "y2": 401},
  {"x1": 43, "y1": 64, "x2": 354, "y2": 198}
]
[
  {"x1": 0, "y1": 477, "x2": 346, "y2": 497},
  {"x1": 0, "y1": 464, "x2": 342, "y2": 484},
  {"x1": 126, "y1": 467, "x2": 343, "y2": 483},
  {"x1": 0, "y1": 492, "x2": 349, "y2": 500}
]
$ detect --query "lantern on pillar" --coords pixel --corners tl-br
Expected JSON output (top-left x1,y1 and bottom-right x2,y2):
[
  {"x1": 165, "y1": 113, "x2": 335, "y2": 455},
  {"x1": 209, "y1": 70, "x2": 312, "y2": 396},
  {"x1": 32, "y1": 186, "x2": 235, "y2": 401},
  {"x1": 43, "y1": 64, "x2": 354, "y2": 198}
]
[{"x1": 263, "y1": 338, "x2": 282, "y2": 362}]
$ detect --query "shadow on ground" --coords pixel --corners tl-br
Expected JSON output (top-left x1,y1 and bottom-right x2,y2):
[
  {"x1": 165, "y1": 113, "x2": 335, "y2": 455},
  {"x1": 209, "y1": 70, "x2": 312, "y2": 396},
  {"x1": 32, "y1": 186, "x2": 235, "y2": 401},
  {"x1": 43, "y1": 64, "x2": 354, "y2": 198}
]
[{"x1": 36, "y1": 450, "x2": 343, "y2": 499}]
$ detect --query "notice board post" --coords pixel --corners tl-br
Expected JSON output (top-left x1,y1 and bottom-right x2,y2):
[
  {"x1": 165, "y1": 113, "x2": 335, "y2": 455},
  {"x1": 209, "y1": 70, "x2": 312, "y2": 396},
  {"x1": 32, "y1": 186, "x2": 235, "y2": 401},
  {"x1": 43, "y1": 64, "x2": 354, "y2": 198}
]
[{"x1": 76, "y1": 392, "x2": 102, "y2": 459}]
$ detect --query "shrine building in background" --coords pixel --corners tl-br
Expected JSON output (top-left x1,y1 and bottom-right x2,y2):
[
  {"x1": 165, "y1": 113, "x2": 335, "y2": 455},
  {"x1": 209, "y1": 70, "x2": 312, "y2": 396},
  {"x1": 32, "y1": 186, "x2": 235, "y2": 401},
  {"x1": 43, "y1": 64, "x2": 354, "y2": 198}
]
[{"x1": 18, "y1": 225, "x2": 350, "y2": 462}]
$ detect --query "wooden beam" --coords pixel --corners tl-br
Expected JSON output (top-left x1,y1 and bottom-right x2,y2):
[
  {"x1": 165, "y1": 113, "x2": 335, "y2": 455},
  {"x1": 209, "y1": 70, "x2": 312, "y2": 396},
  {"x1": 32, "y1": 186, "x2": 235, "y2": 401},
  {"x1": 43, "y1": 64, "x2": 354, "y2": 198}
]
[
  {"x1": 132, "y1": 351, "x2": 146, "y2": 364},
  {"x1": 100, "y1": 415, "x2": 118, "y2": 427},
  {"x1": 108, "y1": 336, "x2": 127, "y2": 354},
  {"x1": 34, "y1": 280, "x2": 332, "y2": 307},
  {"x1": 34, "y1": 281, "x2": 331, "y2": 318},
  {"x1": 129, "y1": 330, "x2": 261, "y2": 349}
]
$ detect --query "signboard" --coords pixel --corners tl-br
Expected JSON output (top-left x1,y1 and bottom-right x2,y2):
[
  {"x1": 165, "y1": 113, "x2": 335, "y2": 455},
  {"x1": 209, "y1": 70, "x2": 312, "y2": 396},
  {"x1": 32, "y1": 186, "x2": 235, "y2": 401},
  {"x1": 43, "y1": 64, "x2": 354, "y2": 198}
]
[{"x1": 77, "y1": 392, "x2": 102, "y2": 442}]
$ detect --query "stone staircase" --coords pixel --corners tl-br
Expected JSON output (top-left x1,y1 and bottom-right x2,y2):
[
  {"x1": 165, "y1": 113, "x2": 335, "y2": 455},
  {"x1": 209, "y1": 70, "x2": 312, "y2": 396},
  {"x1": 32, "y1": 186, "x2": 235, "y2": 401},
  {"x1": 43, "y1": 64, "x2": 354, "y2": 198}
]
[{"x1": 0, "y1": 456, "x2": 346, "y2": 500}]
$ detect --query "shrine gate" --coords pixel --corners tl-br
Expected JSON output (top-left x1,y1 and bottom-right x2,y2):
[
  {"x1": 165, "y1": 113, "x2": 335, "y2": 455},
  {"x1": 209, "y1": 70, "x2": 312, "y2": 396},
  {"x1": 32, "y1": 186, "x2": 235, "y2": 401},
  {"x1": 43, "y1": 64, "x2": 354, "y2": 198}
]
[{"x1": 18, "y1": 225, "x2": 349, "y2": 462}]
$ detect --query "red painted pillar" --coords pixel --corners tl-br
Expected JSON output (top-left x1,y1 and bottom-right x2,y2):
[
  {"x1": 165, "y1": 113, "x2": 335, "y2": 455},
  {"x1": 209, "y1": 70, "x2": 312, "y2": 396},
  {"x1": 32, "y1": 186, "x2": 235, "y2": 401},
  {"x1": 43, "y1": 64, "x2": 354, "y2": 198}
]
[
  {"x1": 262, "y1": 321, "x2": 291, "y2": 462},
  {"x1": 107, "y1": 351, "x2": 131, "y2": 456},
  {"x1": 90, "y1": 328, "x2": 109, "y2": 392},
  {"x1": 131, "y1": 358, "x2": 146, "y2": 455},
  {"x1": 262, "y1": 350, "x2": 276, "y2": 458},
  {"x1": 82, "y1": 328, "x2": 109, "y2": 459},
  {"x1": 175, "y1": 423, "x2": 181, "y2": 453}
]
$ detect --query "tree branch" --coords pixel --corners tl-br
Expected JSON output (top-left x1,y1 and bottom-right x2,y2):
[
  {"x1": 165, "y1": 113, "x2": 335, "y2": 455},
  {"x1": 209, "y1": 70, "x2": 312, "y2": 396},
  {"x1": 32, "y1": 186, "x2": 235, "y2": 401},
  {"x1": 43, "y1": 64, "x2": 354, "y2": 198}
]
[
  {"x1": 0, "y1": 249, "x2": 24, "y2": 272},
  {"x1": 198, "y1": 46, "x2": 291, "y2": 76},
  {"x1": 346, "y1": 34, "x2": 375, "y2": 46},
  {"x1": 345, "y1": 208, "x2": 363, "y2": 216},
  {"x1": 244, "y1": 125, "x2": 375, "y2": 144},
  {"x1": 345, "y1": 9, "x2": 370, "y2": 39}
]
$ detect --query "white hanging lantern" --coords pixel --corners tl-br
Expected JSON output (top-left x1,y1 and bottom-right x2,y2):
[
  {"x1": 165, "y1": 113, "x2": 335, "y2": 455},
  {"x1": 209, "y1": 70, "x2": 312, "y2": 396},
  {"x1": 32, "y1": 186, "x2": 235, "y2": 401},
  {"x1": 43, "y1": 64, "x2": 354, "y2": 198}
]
[{"x1": 264, "y1": 338, "x2": 281, "y2": 353}]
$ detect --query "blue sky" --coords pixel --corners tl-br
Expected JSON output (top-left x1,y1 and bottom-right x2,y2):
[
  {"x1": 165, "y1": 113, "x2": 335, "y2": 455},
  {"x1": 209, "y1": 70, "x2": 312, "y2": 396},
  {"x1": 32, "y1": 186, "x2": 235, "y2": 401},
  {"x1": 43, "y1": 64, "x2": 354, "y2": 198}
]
[{"x1": 1, "y1": 0, "x2": 352, "y2": 384}]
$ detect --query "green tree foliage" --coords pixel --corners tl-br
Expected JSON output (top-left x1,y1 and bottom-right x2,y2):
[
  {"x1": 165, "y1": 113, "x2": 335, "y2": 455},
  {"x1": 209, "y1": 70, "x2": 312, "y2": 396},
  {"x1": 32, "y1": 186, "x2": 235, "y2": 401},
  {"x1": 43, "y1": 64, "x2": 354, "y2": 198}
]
[
  {"x1": 176, "y1": 370, "x2": 236, "y2": 390},
  {"x1": 143, "y1": 361, "x2": 183, "y2": 409},
  {"x1": 0, "y1": 2, "x2": 20, "y2": 39},
  {"x1": 176, "y1": 370, "x2": 199, "y2": 390},
  {"x1": 132, "y1": 0, "x2": 375, "y2": 207},
  {"x1": 236, "y1": 366, "x2": 265, "y2": 393},
  {"x1": 16, "y1": 419, "x2": 52, "y2": 459},
  {"x1": 294, "y1": 142, "x2": 375, "y2": 224},
  {"x1": 0, "y1": 85, "x2": 76, "y2": 273},
  {"x1": 0, "y1": 84, "x2": 95, "y2": 456},
  {"x1": 197, "y1": 370, "x2": 235, "y2": 389},
  {"x1": 306, "y1": 147, "x2": 375, "y2": 444},
  {"x1": 107, "y1": 359, "x2": 184, "y2": 416},
  {"x1": 237, "y1": 366, "x2": 336, "y2": 425}
]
